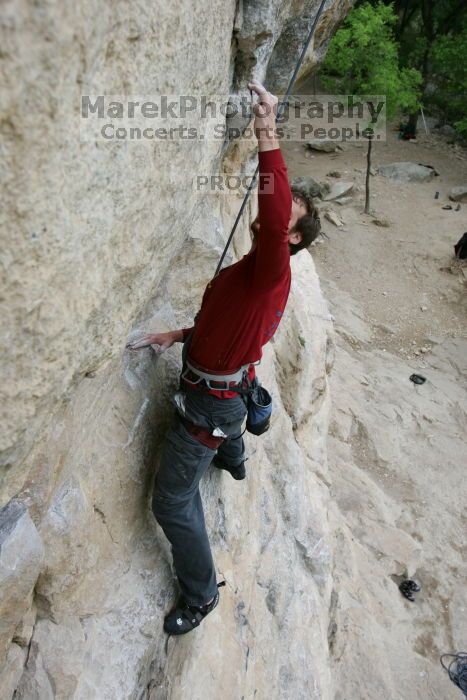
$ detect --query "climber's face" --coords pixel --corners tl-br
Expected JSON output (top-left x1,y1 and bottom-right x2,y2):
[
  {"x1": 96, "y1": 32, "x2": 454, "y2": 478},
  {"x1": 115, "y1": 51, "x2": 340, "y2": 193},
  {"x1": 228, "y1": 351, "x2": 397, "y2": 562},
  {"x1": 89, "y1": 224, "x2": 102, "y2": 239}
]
[
  {"x1": 288, "y1": 194, "x2": 307, "y2": 243},
  {"x1": 250, "y1": 194, "x2": 306, "y2": 246}
]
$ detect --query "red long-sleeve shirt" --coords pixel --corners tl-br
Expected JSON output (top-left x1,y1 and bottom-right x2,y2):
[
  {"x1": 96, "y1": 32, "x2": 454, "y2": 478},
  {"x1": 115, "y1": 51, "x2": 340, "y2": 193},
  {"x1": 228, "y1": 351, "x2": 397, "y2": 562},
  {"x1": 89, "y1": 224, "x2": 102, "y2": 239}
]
[{"x1": 184, "y1": 147, "x2": 292, "y2": 398}]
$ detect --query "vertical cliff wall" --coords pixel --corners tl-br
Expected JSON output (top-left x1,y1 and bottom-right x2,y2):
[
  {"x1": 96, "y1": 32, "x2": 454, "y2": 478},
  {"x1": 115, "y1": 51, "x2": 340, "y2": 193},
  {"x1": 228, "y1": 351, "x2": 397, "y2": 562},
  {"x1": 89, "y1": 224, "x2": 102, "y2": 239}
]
[{"x1": 0, "y1": 1, "x2": 352, "y2": 697}]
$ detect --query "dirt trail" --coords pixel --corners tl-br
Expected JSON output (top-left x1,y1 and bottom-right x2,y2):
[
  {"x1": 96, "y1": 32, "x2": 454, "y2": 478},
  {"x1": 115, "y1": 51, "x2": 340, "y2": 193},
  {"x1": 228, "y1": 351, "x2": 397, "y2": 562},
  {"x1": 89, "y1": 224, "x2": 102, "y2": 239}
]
[{"x1": 283, "y1": 126, "x2": 467, "y2": 699}]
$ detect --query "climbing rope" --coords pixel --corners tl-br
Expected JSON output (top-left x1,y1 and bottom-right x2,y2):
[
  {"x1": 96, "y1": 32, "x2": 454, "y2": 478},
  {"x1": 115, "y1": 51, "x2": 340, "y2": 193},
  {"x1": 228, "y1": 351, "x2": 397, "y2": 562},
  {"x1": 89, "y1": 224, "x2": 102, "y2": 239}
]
[{"x1": 214, "y1": 0, "x2": 329, "y2": 276}]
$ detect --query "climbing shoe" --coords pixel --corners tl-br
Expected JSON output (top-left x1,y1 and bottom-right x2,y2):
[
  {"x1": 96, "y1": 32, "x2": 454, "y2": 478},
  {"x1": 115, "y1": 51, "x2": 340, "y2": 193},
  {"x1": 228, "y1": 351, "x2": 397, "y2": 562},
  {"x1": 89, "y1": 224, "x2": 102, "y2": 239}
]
[
  {"x1": 163, "y1": 582, "x2": 225, "y2": 636},
  {"x1": 212, "y1": 454, "x2": 246, "y2": 480}
]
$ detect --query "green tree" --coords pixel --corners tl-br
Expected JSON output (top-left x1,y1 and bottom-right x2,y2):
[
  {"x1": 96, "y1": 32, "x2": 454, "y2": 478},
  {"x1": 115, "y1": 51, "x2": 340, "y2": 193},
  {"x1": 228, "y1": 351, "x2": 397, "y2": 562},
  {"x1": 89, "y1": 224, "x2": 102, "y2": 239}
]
[
  {"x1": 430, "y1": 20, "x2": 467, "y2": 136},
  {"x1": 320, "y1": 1, "x2": 422, "y2": 213},
  {"x1": 359, "y1": 0, "x2": 467, "y2": 137}
]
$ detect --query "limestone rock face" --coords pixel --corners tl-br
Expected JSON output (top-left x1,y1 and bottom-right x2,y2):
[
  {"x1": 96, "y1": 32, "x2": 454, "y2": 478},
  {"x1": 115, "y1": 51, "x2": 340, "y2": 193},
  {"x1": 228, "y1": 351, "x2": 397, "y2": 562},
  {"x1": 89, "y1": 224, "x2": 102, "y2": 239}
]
[
  {"x1": 0, "y1": 0, "x2": 239, "y2": 480},
  {"x1": 0, "y1": 500, "x2": 43, "y2": 663},
  {"x1": 0, "y1": 644, "x2": 28, "y2": 700},
  {"x1": 321, "y1": 281, "x2": 467, "y2": 700},
  {"x1": 264, "y1": 0, "x2": 355, "y2": 93},
  {"x1": 0, "y1": 0, "x2": 352, "y2": 697}
]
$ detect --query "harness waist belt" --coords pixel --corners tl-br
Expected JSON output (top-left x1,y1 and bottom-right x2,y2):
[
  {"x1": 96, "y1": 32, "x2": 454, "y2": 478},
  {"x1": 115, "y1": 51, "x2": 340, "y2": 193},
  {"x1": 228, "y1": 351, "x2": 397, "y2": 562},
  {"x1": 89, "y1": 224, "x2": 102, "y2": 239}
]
[{"x1": 181, "y1": 357, "x2": 259, "y2": 391}]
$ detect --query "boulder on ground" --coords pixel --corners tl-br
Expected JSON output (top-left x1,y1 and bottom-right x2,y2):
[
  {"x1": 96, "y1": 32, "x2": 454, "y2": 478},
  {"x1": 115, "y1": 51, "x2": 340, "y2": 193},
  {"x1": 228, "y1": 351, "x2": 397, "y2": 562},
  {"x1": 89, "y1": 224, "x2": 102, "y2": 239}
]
[
  {"x1": 324, "y1": 210, "x2": 344, "y2": 227},
  {"x1": 448, "y1": 186, "x2": 467, "y2": 202},
  {"x1": 290, "y1": 176, "x2": 329, "y2": 200},
  {"x1": 306, "y1": 140, "x2": 342, "y2": 153},
  {"x1": 323, "y1": 181, "x2": 354, "y2": 201},
  {"x1": 372, "y1": 217, "x2": 391, "y2": 227},
  {"x1": 378, "y1": 162, "x2": 436, "y2": 183},
  {"x1": 417, "y1": 114, "x2": 439, "y2": 131},
  {"x1": 438, "y1": 124, "x2": 457, "y2": 138}
]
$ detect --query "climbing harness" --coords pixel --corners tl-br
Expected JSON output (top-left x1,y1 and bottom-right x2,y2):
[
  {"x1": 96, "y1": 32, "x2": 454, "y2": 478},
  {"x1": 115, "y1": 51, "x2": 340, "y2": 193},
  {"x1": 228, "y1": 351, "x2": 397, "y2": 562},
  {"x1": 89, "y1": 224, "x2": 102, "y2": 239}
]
[
  {"x1": 181, "y1": 357, "x2": 254, "y2": 391},
  {"x1": 214, "y1": 0, "x2": 329, "y2": 276},
  {"x1": 180, "y1": 330, "x2": 259, "y2": 393},
  {"x1": 179, "y1": 358, "x2": 272, "y2": 439},
  {"x1": 179, "y1": 415, "x2": 226, "y2": 450}
]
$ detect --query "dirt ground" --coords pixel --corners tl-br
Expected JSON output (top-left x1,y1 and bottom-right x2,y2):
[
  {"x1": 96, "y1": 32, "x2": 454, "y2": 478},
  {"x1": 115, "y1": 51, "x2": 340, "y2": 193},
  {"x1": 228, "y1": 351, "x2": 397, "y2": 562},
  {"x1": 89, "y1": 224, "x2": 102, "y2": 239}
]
[
  {"x1": 284, "y1": 127, "x2": 466, "y2": 356},
  {"x1": 283, "y1": 124, "x2": 467, "y2": 700}
]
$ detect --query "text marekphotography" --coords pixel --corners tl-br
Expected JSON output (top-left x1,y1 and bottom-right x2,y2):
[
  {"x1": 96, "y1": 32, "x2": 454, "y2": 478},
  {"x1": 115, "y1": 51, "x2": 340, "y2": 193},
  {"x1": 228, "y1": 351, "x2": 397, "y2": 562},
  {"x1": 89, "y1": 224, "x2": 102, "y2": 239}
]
[{"x1": 79, "y1": 94, "x2": 387, "y2": 143}]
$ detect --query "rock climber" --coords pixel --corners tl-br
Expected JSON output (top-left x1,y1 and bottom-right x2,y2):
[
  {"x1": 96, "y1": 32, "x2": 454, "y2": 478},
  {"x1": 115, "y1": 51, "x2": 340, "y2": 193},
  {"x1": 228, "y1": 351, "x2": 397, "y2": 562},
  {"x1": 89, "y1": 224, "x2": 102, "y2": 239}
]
[{"x1": 127, "y1": 80, "x2": 321, "y2": 635}]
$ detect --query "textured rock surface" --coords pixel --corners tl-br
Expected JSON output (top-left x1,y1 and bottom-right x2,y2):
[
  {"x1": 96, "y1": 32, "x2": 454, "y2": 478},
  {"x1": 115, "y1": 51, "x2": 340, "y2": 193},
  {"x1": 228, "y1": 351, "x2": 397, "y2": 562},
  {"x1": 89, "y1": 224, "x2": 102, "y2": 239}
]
[
  {"x1": 324, "y1": 210, "x2": 344, "y2": 227},
  {"x1": 291, "y1": 174, "x2": 330, "y2": 199},
  {"x1": 0, "y1": 644, "x2": 27, "y2": 700},
  {"x1": 323, "y1": 181, "x2": 354, "y2": 200},
  {"x1": 378, "y1": 162, "x2": 436, "y2": 183},
  {"x1": 0, "y1": 0, "x2": 238, "y2": 480},
  {"x1": 0, "y1": 0, "x2": 353, "y2": 697},
  {"x1": 264, "y1": 0, "x2": 355, "y2": 93},
  {"x1": 324, "y1": 285, "x2": 466, "y2": 700},
  {"x1": 448, "y1": 185, "x2": 467, "y2": 201},
  {"x1": 286, "y1": 124, "x2": 467, "y2": 699},
  {"x1": 0, "y1": 499, "x2": 43, "y2": 663},
  {"x1": 306, "y1": 140, "x2": 342, "y2": 153}
]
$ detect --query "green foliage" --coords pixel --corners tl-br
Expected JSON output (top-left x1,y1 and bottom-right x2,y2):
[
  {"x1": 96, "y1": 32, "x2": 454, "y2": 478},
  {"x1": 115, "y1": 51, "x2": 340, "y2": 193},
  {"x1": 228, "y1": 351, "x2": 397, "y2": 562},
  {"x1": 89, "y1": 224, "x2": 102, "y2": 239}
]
[
  {"x1": 354, "y1": 0, "x2": 467, "y2": 136},
  {"x1": 430, "y1": 20, "x2": 467, "y2": 135},
  {"x1": 320, "y1": 2, "x2": 422, "y2": 120}
]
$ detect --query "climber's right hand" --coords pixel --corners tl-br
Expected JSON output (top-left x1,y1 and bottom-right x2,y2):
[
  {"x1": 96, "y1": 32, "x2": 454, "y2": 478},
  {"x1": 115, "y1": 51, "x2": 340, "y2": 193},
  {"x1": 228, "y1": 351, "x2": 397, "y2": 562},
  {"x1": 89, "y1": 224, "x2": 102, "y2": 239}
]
[
  {"x1": 248, "y1": 80, "x2": 278, "y2": 142},
  {"x1": 126, "y1": 330, "x2": 180, "y2": 352}
]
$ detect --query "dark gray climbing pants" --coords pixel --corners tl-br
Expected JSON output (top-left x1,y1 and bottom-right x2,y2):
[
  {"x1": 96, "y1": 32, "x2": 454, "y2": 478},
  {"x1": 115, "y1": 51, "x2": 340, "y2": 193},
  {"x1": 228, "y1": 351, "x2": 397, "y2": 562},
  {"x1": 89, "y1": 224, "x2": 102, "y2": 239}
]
[{"x1": 152, "y1": 387, "x2": 247, "y2": 606}]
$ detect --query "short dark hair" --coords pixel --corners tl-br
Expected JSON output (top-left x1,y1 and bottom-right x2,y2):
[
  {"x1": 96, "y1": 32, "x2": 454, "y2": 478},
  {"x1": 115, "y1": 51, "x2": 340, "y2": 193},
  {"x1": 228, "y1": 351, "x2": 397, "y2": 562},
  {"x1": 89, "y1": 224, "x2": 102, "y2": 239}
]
[{"x1": 289, "y1": 186, "x2": 321, "y2": 255}]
